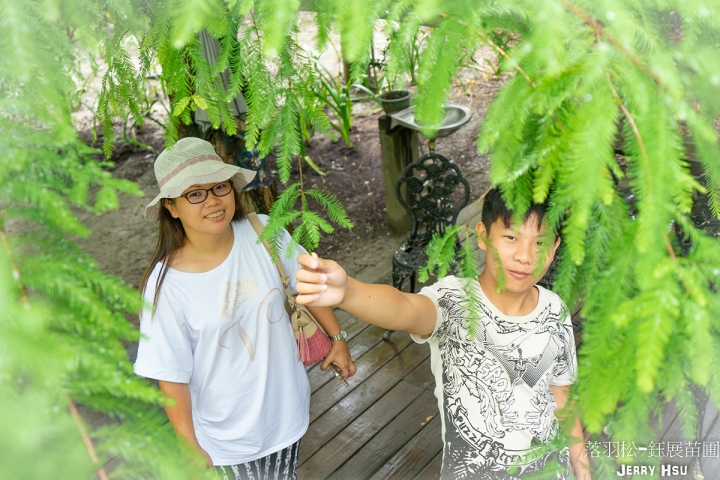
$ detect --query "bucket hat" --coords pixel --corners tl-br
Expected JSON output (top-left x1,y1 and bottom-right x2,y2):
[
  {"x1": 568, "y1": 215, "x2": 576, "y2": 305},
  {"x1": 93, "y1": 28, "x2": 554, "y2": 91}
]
[{"x1": 144, "y1": 137, "x2": 256, "y2": 222}]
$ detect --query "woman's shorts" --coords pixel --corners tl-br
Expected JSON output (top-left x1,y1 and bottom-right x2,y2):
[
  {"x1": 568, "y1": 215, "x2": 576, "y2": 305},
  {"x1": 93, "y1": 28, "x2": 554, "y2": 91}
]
[{"x1": 214, "y1": 441, "x2": 300, "y2": 480}]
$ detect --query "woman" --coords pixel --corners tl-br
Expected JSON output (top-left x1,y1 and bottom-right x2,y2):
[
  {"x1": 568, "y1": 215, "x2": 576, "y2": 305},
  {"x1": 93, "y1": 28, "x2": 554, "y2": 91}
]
[{"x1": 134, "y1": 137, "x2": 355, "y2": 479}]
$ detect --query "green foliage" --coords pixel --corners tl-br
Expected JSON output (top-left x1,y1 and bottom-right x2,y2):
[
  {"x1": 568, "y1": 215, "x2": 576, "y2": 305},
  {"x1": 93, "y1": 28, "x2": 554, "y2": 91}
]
[
  {"x1": 153, "y1": 15, "x2": 338, "y2": 187},
  {"x1": 0, "y1": 247, "x2": 94, "y2": 479},
  {"x1": 419, "y1": 225, "x2": 483, "y2": 338},
  {"x1": 412, "y1": 0, "x2": 720, "y2": 462},
  {"x1": 3, "y1": 0, "x2": 720, "y2": 477},
  {"x1": 261, "y1": 182, "x2": 354, "y2": 259},
  {"x1": 418, "y1": 225, "x2": 466, "y2": 282},
  {"x1": 381, "y1": 0, "x2": 720, "y2": 472},
  {"x1": 0, "y1": 134, "x2": 213, "y2": 477},
  {"x1": 1, "y1": 2, "x2": 228, "y2": 476},
  {"x1": 311, "y1": 61, "x2": 354, "y2": 148},
  {"x1": 336, "y1": 0, "x2": 389, "y2": 82}
]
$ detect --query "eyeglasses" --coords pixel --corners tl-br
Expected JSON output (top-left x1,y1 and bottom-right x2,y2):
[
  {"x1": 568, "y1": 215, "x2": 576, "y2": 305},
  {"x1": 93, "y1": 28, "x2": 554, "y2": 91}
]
[{"x1": 178, "y1": 181, "x2": 233, "y2": 204}]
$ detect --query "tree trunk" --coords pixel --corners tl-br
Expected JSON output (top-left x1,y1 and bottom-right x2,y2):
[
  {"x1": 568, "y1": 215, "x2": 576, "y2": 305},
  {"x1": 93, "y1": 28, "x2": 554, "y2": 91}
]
[{"x1": 177, "y1": 30, "x2": 277, "y2": 215}]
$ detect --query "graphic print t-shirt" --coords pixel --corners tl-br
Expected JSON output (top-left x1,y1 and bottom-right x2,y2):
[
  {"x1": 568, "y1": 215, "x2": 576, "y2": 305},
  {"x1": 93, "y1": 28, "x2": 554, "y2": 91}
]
[
  {"x1": 415, "y1": 276, "x2": 578, "y2": 479},
  {"x1": 134, "y1": 216, "x2": 310, "y2": 466}
]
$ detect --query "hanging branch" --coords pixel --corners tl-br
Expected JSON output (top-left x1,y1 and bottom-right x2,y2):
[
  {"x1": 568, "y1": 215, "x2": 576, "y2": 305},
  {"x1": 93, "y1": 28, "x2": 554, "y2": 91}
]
[
  {"x1": 298, "y1": 148, "x2": 306, "y2": 215},
  {"x1": 0, "y1": 224, "x2": 110, "y2": 480},
  {"x1": 606, "y1": 72, "x2": 678, "y2": 262},
  {"x1": 68, "y1": 398, "x2": 111, "y2": 480},
  {"x1": 478, "y1": 33, "x2": 537, "y2": 89},
  {"x1": 564, "y1": 1, "x2": 665, "y2": 88},
  {"x1": 0, "y1": 228, "x2": 28, "y2": 305}
]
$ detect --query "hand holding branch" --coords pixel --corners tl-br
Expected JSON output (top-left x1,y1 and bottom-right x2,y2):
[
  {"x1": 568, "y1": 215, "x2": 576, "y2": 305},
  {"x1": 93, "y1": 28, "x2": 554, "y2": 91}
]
[{"x1": 295, "y1": 253, "x2": 349, "y2": 307}]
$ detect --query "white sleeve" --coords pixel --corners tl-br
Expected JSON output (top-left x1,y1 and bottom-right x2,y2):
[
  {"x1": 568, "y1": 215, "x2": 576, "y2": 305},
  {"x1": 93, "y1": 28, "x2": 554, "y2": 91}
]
[
  {"x1": 550, "y1": 311, "x2": 578, "y2": 387},
  {"x1": 134, "y1": 283, "x2": 194, "y2": 383},
  {"x1": 411, "y1": 283, "x2": 444, "y2": 344}
]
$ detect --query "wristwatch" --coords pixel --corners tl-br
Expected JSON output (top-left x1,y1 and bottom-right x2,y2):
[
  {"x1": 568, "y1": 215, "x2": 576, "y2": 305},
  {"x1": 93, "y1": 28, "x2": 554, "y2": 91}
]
[{"x1": 331, "y1": 330, "x2": 347, "y2": 342}]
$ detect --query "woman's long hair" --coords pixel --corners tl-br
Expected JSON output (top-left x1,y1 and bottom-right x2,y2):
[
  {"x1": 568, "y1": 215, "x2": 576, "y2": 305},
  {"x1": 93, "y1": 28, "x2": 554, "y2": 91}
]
[{"x1": 139, "y1": 185, "x2": 247, "y2": 311}]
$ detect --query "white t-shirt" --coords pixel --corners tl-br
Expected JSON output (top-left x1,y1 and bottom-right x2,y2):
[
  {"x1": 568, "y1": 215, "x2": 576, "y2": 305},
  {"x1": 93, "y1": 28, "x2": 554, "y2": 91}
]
[
  {"x1": 415, "y1": 276, "x2": 578, "y2": 479},
  {"x1": 134, "y1": 215, "x2": 310, "y2": 466}
]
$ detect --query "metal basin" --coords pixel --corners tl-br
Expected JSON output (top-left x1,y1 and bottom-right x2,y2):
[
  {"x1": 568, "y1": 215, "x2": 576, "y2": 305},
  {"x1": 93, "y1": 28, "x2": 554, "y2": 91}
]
[{"x1": 389, "y1": 102, "x2": 472, "y2": 139}]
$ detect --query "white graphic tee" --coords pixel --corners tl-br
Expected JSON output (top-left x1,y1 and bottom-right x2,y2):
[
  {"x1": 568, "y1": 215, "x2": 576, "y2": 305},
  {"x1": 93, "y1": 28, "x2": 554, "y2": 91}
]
[
  {"x1": 134, "y1": 215, "x2": 310, "y2": 466},
  {"x1": 415, "y1": 276, "x2": 577, "y2": 479}
]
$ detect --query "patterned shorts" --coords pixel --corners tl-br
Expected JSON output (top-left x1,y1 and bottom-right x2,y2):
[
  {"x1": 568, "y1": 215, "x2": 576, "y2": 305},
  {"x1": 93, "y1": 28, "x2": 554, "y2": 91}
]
[{"x1": 214, "y1": 441, "x2": 300, "y2": 480}]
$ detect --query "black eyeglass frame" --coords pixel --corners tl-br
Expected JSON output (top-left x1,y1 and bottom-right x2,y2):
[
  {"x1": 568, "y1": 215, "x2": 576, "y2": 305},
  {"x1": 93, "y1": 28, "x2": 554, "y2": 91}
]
[{"x1": 177, "y1": 180, "x2": 234, "y2": 204}]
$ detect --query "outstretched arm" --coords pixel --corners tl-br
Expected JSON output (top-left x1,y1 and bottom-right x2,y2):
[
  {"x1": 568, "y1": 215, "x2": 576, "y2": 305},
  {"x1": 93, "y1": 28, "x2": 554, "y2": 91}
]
[
  {"x1": 551, "y1": 385, "x2": 592, "y2": 480},
  {"x1": 295, "y1": 253, "x2": 437, "y2": 337}
]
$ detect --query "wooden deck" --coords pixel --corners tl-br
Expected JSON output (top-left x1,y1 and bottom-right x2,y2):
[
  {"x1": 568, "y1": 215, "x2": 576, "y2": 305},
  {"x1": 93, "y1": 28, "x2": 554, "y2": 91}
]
[{"x1": 298, "y1": 316, "x2": 437, "y2": 479}]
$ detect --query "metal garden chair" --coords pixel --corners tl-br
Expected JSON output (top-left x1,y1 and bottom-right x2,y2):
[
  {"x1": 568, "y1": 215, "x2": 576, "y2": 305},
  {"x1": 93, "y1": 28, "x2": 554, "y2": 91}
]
[{"x1": 391, "y1": 152, "x2": 471, "y2": 295}]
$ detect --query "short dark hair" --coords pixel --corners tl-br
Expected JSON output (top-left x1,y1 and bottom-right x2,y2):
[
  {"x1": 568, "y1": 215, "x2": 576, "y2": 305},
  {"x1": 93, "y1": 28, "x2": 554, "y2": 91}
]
[{"x1": 481, "y1": 187, "x2": 551, "y2": 233}]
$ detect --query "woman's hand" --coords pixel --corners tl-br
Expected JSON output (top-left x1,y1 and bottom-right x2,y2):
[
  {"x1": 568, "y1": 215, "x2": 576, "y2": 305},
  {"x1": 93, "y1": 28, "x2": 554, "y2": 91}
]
[
  {"x1": 160, "y1": 381, "x2": 214, "y2": 469},
  {"x1": 322, "y1": 339, "x2": 356, "y2": 381},
  {"x1": 200, "y1": 447, "x2": 213, "y2": 469}
]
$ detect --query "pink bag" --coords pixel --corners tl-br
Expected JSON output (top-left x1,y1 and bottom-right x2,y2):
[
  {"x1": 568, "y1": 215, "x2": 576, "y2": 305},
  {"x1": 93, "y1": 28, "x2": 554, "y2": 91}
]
[
  {"x1": 291, "y1": 303, "x2": 332, "y2": 365},
  {"x1": 248, "y1": 213, "x2": 332, "y2": 365}
]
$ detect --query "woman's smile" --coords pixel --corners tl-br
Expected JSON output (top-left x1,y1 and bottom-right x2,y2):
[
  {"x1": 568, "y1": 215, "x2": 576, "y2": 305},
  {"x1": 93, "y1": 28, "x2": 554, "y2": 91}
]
[{"x1": 204, "y1": 209, "x2": 226, "y2": 219}]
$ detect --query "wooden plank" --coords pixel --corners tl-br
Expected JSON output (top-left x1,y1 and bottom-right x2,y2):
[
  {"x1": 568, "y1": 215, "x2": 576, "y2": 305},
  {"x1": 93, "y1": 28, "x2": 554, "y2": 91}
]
[
  {"x1": 327, "y1": 389, "x2": 439, "y2": 480},
  {"x1": 301, "y1": 342, "x2": 431, "y2": 462},
  {"x1": 369, "y1": 414, "x2": 443, "y2": 480},
  {"x1": 307, "y1": 316, "x2": 373, "y2": 392},
  {"x1": 309, "y1": 331, "x2": 415, "y2": 422},
  {"x1": 344, "y1": 325, "x2": 404, "y2": 362},
  {"x1": 698, "y1": 400, "x2": 719, "y2": 480},
  {"x1": 645, "y1": 398, "x2": 720, "y2": 480},
  {"x1": 333, "y1": 307, "x2": 354, "y2": 325},
  {"x1": 656, "y1": 404, "x2": 689, "y2": 476},
  {"x1": 661, "y1": 408, "x2": 691, "y2": 444},
  {"x1": 356, "y1": 254, "x2": 394, "y2": 285},
  {"x1": 456, "y1": 196, "x2": 484, "y2": 227},
  {"x1": 657, "y1": 400, "x2": 708, "y2": 480},
  {"x1": 702, "y1": 400, "x2": 718, "y2": 439},
  {"x1": 655, "y1": 401, "x2": 681, "y2": 440},
  {"x1": 298, "y1": 380, "x2": 425, "y2": 477},
  {"x1": 96, "y1": 458, "x2": 121, "y2": 480},
  {"x1": 404, "y1": 357, "x2": 434, "y2": 391},
  {"x1": 679, "y1": 399, "x2": 719, "y2": 480},
  {"x1": 413, "y1": 451, "x2": 442, "y2": 480}
]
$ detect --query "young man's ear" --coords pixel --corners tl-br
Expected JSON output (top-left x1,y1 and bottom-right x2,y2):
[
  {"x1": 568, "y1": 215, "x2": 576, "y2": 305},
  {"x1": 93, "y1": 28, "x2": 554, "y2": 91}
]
[
  {"x1": 476, "y1": 221, "x2": 488, "y2": 251},
  {"x1": 549, "y1": 235, "x2": 561, "y2": 261}
]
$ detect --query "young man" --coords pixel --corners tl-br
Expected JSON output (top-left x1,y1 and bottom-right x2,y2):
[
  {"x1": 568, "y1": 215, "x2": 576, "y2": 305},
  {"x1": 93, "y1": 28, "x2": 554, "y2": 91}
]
[{"x1": 295, "y1": 188, "x2": 591, "y2": 479}]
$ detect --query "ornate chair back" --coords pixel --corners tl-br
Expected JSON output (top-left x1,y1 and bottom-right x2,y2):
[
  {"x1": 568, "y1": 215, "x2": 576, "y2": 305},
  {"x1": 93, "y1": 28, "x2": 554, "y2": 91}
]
[
  {"x1": 386, "y1": 151, "x2": 470, "y2": 307},
  {"x1": 395, "y1": 152, "x2": 471, "y2": 248}
]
